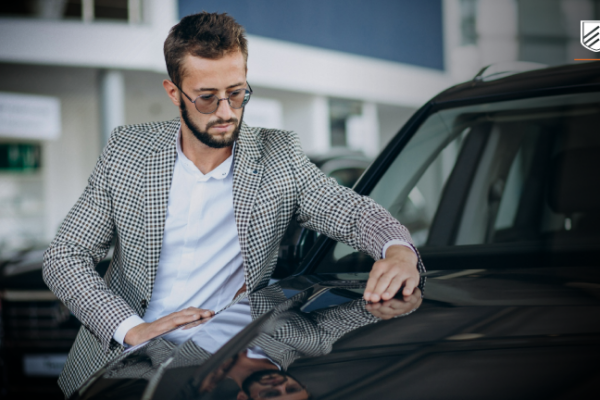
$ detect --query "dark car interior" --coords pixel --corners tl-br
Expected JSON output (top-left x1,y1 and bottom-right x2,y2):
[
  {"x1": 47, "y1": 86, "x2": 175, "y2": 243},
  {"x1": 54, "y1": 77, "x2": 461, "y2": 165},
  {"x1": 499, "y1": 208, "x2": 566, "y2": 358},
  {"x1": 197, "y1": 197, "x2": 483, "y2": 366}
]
[
  {"x1": 313, "y1": 93, "x2": 600, "y2": 274},
  {"x1": 430, "y1": 104, "x2": 600, "y2": 248}
]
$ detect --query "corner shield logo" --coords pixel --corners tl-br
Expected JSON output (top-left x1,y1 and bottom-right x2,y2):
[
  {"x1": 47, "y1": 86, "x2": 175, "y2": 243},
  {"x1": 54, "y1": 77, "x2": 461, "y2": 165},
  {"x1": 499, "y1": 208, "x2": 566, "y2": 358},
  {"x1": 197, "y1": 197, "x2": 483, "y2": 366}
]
[{"x1": 581, "y1": 21, "x2": 600, "y2": 52}]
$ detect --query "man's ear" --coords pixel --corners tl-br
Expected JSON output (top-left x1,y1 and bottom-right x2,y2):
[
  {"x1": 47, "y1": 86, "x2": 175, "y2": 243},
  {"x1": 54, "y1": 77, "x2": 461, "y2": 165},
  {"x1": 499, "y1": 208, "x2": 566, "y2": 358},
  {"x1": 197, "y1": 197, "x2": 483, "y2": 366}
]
[{"x1": 163, "y1": 79, "x2": 181, "y2": 106}]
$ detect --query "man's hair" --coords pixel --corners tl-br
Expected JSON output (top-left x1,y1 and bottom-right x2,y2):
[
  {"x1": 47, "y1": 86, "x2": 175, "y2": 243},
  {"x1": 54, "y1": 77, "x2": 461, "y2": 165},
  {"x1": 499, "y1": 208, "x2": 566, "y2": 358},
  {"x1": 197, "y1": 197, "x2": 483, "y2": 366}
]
[{"x1": 164, "y1": 11, "x2": 248, "y2": 86}]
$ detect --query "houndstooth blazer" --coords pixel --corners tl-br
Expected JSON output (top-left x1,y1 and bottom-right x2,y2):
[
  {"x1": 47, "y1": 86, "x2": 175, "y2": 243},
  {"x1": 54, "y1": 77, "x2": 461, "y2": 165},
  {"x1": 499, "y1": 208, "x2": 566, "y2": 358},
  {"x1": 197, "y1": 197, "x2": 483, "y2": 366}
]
[{"x1": 42, "y1": 118, "x2": 421, "y2": 397}]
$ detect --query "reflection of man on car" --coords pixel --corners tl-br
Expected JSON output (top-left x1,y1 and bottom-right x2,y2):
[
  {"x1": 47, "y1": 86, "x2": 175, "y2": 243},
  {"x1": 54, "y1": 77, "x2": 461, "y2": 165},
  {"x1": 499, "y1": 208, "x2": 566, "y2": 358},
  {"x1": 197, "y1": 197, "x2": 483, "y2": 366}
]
[
  {"x1": 240, "y1": 370, "x2": 309, "y2": 400},
  {"x1": 87, "y1": 283, "x2": 422, "y2": 399}
]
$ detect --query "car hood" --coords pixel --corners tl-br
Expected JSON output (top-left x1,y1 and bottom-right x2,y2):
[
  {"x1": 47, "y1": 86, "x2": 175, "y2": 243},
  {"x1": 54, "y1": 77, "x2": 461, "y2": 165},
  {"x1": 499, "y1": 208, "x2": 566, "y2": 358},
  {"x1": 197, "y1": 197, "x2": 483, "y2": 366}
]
[{"x1": 74, "y1": 266, "x2": 600, "y2": 400}]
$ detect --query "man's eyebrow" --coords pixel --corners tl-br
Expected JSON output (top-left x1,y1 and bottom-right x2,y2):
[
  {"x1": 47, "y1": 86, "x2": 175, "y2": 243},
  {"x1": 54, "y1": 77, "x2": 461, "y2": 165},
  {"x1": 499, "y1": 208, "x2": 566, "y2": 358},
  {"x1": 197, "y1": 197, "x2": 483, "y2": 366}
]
[{"x1": 196, "y1": 82, "x2": 245, "y2": 92}]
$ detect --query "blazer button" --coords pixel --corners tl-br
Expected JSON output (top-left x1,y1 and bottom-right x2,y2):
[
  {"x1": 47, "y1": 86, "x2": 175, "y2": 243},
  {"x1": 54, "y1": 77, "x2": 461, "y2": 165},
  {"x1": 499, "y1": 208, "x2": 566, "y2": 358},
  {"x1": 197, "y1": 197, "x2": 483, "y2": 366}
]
[{"x1": 141, "y1": 299, "x2": 148, "y2": 309}]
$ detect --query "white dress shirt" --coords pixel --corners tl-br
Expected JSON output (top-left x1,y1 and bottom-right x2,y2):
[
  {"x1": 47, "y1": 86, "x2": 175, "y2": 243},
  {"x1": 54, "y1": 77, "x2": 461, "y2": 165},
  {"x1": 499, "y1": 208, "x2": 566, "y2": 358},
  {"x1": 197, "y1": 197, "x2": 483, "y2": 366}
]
[
  {"x1": 114, "y1": 130, "x2": 244, "y2": 344},
  {"x1": 113, "y1": 129, "x2": 415, "y2": 345}
]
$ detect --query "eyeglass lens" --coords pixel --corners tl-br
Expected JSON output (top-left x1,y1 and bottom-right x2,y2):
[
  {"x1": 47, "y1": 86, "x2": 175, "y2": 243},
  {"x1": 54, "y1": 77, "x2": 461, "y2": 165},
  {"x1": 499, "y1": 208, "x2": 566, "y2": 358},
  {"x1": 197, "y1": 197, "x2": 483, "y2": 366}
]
[{"x1": 194, "y1": 89, "x2": 251, "y2": 113}]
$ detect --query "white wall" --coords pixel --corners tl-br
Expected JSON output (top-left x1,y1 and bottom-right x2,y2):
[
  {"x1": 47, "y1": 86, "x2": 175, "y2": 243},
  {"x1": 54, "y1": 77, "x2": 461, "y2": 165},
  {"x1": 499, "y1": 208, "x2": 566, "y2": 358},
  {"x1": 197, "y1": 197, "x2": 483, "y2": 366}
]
[
  {"x1": 247, "y1": 35, "x2": 451, "y2": 108},
  {"x1": 443, "y1": 0, "x2": 519, "y2": 83},
  {"x1": 123, "y1": 69, "x2": 179, "y2": 125},
  {"x1": 346, "y1": 102, "x2": 380, "y2": 159},
  {"x1": 243, "y1": 97, "x2": 284, "y2": 130},
  {"x1": 243, "y1": 86, "x2": 331, "y2": 155}
]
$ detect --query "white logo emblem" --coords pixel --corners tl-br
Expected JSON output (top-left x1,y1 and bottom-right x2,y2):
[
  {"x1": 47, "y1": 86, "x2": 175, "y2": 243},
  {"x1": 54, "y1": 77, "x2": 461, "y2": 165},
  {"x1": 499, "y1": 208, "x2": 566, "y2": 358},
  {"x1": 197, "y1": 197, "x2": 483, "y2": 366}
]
[{"x1": 581, "y1": 21, "x2": 600, "y2": 52}]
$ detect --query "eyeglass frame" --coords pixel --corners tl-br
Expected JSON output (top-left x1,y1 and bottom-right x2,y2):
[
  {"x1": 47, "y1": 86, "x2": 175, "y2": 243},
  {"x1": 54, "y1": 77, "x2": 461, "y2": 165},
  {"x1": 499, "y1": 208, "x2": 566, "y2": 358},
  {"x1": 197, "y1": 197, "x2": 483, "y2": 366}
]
[{"x1": 173, "y1": 81, "x2": 253, "y2": 114}]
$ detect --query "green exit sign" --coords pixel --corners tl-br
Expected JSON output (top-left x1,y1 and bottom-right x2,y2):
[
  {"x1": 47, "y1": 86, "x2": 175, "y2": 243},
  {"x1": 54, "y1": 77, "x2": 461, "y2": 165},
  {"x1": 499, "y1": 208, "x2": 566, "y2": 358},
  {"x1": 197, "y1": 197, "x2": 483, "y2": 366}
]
[{"x1": 0, "y1": 143, "x2": 41, "y2": 172}]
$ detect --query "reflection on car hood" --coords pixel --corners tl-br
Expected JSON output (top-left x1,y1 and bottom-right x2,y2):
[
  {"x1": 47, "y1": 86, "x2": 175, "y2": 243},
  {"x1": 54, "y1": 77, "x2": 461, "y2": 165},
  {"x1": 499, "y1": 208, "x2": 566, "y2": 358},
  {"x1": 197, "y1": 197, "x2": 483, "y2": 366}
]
[{"x1": 74, "y1": 266, "x2": 600, "y2": 400}]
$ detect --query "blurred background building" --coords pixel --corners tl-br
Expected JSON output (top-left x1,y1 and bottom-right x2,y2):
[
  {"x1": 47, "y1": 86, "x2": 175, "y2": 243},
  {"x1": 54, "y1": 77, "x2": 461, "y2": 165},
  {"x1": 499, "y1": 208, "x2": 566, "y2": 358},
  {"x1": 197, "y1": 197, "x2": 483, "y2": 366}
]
[{"x1": 0, "y1": 0, "x2": 598, "y2": 256}]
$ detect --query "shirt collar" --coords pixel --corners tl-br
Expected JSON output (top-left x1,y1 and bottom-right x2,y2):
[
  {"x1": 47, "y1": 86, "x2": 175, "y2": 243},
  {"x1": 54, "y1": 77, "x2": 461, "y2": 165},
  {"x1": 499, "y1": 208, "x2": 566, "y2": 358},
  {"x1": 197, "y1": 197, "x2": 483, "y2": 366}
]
[{"x1": 176, "y1": 128, "x2": 235, "y2": 181}]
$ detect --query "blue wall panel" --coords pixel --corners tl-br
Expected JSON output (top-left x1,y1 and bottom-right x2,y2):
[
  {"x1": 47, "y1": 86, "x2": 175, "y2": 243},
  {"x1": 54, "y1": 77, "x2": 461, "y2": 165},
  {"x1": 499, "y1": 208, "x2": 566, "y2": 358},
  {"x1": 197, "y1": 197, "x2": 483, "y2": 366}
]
[{"x1": 178, "y1": 0, "x2": 444, "y2": 71}]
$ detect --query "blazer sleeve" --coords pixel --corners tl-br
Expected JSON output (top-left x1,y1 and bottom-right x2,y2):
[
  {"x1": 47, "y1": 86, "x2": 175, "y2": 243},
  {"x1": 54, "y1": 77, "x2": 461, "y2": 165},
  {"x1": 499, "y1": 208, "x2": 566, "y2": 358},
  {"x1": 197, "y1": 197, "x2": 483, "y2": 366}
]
[
  {"x1": 43, "y1": 128, "x2": 137, "y2": 352},
  {"x1": 254, "y1": 299, "x2": 385, "y2": 370},
  {"x1": 288, "y1": 131, "x2": 424, "y2": 272}
]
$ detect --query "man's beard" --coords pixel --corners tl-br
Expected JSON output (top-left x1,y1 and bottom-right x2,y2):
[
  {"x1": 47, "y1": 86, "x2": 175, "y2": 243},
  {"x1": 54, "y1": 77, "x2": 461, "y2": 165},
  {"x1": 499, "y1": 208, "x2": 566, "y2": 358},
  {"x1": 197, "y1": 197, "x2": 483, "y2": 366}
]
[{"x1": 179, "y1": 97, "x2": 243, "y2": 149}]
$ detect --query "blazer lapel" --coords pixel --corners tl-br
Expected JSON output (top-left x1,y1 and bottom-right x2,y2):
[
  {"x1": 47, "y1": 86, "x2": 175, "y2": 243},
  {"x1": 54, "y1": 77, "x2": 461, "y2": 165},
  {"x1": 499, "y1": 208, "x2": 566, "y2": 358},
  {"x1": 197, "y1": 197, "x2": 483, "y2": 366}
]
[
  {"x1": 233, "y1": 123, "x2": 263, "y2": 291},
  {"x1": 144, "y1": 118, "x2": 179, "y2": 299}
]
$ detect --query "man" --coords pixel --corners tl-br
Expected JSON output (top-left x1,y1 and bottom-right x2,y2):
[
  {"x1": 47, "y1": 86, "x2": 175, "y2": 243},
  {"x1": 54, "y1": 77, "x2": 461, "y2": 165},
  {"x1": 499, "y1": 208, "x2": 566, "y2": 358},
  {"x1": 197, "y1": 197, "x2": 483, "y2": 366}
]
[{"x1": 43, "y1": 11, "x2": 423, "y2": 397}]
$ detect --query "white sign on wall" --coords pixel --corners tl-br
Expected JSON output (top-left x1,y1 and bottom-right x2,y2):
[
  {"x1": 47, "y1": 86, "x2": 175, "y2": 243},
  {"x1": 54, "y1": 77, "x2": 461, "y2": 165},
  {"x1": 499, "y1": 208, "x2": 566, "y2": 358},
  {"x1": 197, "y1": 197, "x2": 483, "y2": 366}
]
[{"x1": 0, "y1": 92, "x2": 61, "y2": 140}]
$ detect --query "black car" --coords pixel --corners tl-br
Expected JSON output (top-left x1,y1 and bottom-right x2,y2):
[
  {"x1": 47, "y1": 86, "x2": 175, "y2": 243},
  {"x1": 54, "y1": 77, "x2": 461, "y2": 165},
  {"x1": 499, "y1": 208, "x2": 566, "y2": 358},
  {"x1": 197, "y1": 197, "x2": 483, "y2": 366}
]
[
  {"x1": 5, "y1": 61, "x2": 600, "y2": 399},
  {"x1": 0, "y1": 250, "x2": 110, "y2": 399}
]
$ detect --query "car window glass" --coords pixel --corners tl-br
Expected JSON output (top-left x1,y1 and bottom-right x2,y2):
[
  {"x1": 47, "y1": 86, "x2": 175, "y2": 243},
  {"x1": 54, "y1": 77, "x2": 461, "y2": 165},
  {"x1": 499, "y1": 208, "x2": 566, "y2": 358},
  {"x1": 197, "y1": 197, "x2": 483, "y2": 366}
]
[
  {"x1": 318, "y1": 92, "x2": 600, "y2": 274},
  {"x1": 453, "y1": 98, "x2": 600, "y2": 246},
  {"x1": 332, "y1": 113, "x2": 463, "y2": 261}
]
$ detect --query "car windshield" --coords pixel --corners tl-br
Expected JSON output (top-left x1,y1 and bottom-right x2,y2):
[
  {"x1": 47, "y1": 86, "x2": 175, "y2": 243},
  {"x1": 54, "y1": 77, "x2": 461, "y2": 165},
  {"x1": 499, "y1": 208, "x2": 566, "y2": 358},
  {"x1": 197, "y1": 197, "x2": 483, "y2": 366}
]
[{"x1": 316, "y1": 92, "x2": 600, "y2": 273}]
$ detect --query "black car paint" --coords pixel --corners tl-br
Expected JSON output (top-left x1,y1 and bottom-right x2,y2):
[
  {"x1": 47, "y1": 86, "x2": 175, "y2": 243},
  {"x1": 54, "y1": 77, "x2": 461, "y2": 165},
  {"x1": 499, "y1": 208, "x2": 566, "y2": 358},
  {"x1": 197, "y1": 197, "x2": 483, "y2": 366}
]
[
  {"x1": 286, "y1": 269, "x2": 600, "y2": 400},
  {"x1": 72, "y1": 267, "x2": 600, "y2": 399}
]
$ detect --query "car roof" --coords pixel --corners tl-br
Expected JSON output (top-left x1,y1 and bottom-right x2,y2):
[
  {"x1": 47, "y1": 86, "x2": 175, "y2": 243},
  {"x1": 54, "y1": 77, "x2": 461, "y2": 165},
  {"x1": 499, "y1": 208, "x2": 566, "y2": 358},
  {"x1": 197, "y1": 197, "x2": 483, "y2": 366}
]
[{"x1": 432, "y1": 61, "x2": 600, "y2": 107}]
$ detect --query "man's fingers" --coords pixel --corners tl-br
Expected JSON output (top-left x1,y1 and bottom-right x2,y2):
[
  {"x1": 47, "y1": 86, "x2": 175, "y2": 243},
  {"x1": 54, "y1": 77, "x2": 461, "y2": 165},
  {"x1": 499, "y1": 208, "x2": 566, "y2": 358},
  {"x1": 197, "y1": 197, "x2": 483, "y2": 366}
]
[
  {"x1": 182, "y1": 311, "x2": 214, "y2": 330},
  {"x1": 364, "y1": 261, "x2": 386, "y2": 301},
  {"x1": 372, "y1": 272, "x2": 396, "y2": 302},
  {"x1": 169, "y1": 308, "x2": 214, "y2": 327},
  {"x1": 173, "y1": 308, "x2": 198, "y2": 318},
  {"x1": 182, "y1": 310, "x2": 212, "y2": 320},
  {"x1": 366, "y1": 244, "x2": 420, "y2": 303},
  {"x1": 174, "y1": 308, "x2": 213, "y2": 319},
  {"x1": 171, "y1": 313, "x2": 199, "y2": 326},
  {"x1": 130, "y1": 308, "x2": 214, "y2": 344},
  {"x1": 401, "y1": 277, "x2": 419, "y2": 296},
  {"x1": 380, "y1": 275, "x2": 406, "y2": 301}
]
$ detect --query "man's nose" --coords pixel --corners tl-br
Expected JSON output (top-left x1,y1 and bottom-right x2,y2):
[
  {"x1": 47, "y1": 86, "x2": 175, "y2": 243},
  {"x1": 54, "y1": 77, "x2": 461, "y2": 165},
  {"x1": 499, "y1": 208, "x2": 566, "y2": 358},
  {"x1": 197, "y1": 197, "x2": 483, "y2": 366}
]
[{"x1": 214, "y1": 97, "x2": 234, "y2": 121}]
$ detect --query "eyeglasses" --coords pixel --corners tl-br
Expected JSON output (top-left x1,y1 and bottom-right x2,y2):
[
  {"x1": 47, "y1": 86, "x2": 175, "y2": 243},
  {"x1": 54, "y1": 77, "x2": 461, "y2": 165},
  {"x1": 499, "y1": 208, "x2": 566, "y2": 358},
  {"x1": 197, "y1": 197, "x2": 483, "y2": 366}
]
[{"x1": 174, "y1": 82, "x2": 253, "y2": 114}]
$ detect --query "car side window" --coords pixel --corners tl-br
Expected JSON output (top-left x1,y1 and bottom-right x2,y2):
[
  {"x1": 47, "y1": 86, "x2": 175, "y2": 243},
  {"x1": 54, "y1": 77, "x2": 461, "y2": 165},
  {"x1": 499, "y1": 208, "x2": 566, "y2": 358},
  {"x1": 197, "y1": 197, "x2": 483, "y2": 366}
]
[
  {"x1": 317, "y1": 92, "x2": 600, "y2": 273},
  {"x1": 328, "y1": 111, "x2": 469, "y2": 265}
]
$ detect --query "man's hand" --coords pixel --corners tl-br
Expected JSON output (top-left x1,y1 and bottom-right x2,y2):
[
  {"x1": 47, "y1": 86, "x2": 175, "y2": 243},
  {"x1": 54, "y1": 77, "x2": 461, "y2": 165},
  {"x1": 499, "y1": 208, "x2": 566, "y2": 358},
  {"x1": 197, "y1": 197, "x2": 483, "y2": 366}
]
[
  {"x1": 366, "y1": 288, "x2": 422, "y2": 319},
  {"x1": 363, "y1": 244, "x2": 419, "y2": 303},
  {"x1": 124, "y1": 307, "x2": 214, "y2": 346}
]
